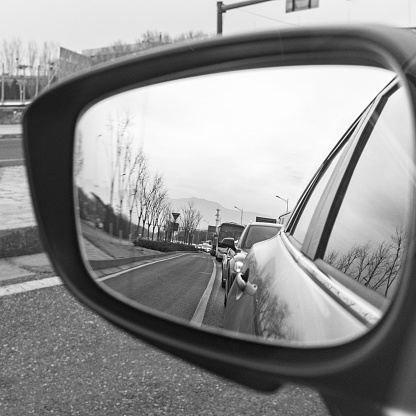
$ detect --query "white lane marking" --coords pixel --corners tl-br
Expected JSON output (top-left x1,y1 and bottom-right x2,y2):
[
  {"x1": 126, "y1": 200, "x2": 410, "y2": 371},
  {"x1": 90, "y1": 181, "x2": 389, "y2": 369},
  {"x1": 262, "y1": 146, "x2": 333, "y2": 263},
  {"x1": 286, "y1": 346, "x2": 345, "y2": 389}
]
[
  {"x1": 0, "y1": 276, "x2": 62, "y2": 297},
  {"x1": 97, "y1": 253, "x2": 188, "y2": 282},
  {"x1": 190, "y1": 258, "x2": 217, "y2": 327},
  {"x1": 0, "y1": 158, "x2": 24, "y2": 163}
]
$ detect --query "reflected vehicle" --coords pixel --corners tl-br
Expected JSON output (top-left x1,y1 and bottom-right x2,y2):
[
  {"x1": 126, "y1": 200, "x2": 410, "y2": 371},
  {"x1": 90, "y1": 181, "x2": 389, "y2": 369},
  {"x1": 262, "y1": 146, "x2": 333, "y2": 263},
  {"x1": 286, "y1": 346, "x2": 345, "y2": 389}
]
[
  {"x1": 222, "y1": 221, "x2": 282, "y2": 305},
  {"x1": 221, "y1": 237, "x2": 238, "y2": 288},
  {"x1": 197, "y1": 240, "x2": 212, "y2": 251},
  {"x1": 200, "y1": 242, "x2": 212, "y2": 253},
  {"x1": 196, "y1": 242, "x2": 206, "y2": 251},
  {"x1": 223, "y1": 78, "x2": 412, "y2": 345},
  {"x1": 214, "y1": 223, "x2": 245, "y2": 262}
]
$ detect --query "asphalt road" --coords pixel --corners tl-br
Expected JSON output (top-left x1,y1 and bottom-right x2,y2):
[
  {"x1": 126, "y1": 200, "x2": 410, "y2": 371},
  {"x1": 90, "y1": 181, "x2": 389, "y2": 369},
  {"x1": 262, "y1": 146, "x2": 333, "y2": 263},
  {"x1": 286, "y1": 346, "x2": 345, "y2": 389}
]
[
  {"x1": 0, "y1": 138, "x2": 24, "y2": 166},
  {"x1": 0, "y1": 276, "x2": 331, "y2": 415}
]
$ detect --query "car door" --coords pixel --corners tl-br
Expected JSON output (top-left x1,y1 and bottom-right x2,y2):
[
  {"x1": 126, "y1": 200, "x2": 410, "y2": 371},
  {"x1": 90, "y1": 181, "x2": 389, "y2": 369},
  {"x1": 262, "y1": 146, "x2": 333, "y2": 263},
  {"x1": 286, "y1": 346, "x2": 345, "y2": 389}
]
[
  {"x1": 304, "y1": 80, "x2": 411, "y2": 306},
  {"x1": 225, "y1": 79, "x2": 412, "y2": 345}
]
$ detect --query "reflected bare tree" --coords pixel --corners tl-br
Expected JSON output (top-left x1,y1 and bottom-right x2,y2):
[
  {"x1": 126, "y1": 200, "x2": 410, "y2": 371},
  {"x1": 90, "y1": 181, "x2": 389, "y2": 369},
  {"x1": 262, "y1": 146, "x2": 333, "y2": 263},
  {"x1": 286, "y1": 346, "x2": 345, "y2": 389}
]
[
  {"x1": 149, "y1": 184, "x2": 168, "y2": 240},
  {"x1": 252, "y1": 257, "x2": 299, "y2": 342},
  {"x1": 325, "y1": 228, "x2": 406, "y2": 297},
  {"x1": 77, "y1": 110, "x2": 172, "y2": 242},
  {"x1": 127, "y1": 146, "x2": 148, "y2": 239},
  {"x1": 146, "y1": 173, "x2": 167, "y2": 239},
  {"x1": 180, "y1": 201, "x2": 202, "y2": 245}
]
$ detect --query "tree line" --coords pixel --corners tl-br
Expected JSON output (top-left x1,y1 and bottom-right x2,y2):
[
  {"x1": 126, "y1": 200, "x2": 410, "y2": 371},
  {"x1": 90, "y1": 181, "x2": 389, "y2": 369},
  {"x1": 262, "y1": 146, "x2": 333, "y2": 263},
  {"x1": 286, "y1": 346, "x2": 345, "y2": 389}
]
[
  {"x1": 77, "y1": 110, "x2": 203, "y2": 245},
  {"x1": 1, "y1": 30, "x2": 209, "y2": 76},
  {"x1": 1, "y1": 38, "x2": 59, "y2": 76}
]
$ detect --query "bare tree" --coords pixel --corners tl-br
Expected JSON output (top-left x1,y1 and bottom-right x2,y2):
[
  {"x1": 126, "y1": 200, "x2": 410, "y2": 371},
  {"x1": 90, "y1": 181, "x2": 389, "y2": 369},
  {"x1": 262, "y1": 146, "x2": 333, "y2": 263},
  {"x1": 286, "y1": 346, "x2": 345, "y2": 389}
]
[
  {"x1": 13, "y1": 38, "x2": 24, "y2": 72},
  {"x1": 138, "y1": 30, "x2": 172, "y2": 46},
  {"x1": 157, "y1": 202, "x2": 174, "y2": 242},
  {"x1": 103, "y1": 110, "x2": 136, "y2": 237},
  {"x1": 127, "y1": 146, "x2": 148, "y2": 239},
  {"x1": 40, "y1": 41, "x2": 59, "y2": 78},
  {"x1": 140, "y1": 186, "x2": 152, "y2": 239},
  {"x1": 372, "y1": 228, "x2": 406, "y2": 296},
  {"x1": 27, "y1": 41, "x2": 39, "y2": 75},
  {"x1": 2, "y1": 38, "x2": 23, "y2": 74},
  {"x1": 116, "y1": 117, "x2": 134, "y2": 222},
  {"x1": 180, "y1": 201, "x2": 202, "y2": 245},
  {"x1": 147, "y1": 174, "x2": 168, "y2": 240},
  {"x1": 174, "y1": 31, "x2": 208, "y2": 42},
  {"x1": 105, "y1": 111, "x2": 134, "y2": 208},
  {"x1": 157, "y1": 201, "x2": 172, "y2": 241},
  {"x1": 109, "y1": 40, "x2": 134, "y2": 58},
  {"x1": 142, "y1": 173, "x2": 164, "y2": 239}
]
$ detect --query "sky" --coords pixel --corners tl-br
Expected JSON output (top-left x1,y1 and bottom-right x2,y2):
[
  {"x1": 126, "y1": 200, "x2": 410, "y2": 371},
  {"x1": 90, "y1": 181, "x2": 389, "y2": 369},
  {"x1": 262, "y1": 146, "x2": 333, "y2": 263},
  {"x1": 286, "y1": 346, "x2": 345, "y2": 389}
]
[{"x1": 1, "y1": 0, "x2": 415, "y2": 53}]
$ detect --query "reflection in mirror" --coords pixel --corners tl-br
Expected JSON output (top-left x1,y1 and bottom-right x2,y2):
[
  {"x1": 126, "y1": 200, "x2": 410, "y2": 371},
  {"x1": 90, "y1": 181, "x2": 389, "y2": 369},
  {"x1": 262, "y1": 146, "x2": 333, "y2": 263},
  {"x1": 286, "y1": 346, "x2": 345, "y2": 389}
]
[{"x1": 74, "y1": 65, "x2": 413, "y2": 347}]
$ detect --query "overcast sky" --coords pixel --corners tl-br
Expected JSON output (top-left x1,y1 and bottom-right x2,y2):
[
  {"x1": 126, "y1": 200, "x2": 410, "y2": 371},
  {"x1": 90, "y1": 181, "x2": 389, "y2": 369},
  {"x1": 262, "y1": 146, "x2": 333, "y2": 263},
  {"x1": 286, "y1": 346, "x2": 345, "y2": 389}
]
[{"x1": 2, "y1": 0, "x2": 415, "y2": 53}]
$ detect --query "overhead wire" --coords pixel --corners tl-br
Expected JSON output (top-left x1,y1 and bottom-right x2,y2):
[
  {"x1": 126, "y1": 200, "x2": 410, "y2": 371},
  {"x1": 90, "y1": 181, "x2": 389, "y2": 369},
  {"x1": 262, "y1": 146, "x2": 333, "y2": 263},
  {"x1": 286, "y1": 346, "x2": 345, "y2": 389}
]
[{"x1": 235, "y1": 8, "x2": 300, "y2": 27}]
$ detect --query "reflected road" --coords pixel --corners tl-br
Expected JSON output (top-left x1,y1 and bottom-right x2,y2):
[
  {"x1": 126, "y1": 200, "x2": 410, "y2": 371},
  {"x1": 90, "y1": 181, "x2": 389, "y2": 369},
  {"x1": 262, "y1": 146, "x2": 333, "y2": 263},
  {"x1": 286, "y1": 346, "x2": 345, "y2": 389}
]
[{"x1": 99, "y1": 252, "x2": 224, "y2": 326}]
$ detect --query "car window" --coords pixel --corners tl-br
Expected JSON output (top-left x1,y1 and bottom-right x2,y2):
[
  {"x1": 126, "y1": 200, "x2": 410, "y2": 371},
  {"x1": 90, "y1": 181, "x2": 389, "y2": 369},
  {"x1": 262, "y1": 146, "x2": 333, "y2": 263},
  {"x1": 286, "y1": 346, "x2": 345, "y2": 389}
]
[
  {"x1": 243, "y1": 225, "x2": 280, "y2": 249},
  {"x1": 322, "y1": 86, "x2": 413, "y2": 299},
  {"x1": 291, "y1": 144, "x2": 345, "y2": 246}
]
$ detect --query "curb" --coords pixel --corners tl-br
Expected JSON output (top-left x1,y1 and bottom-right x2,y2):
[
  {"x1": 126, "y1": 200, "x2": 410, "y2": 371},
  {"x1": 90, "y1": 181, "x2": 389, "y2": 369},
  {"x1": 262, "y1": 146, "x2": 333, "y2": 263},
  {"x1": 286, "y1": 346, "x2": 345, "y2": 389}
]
[
  {"x1": 0, "y1": 159, "x2": 24, "y2": 167},
  {"x1": 0, "y1": 134, "x2": 22, "y2": 139},
  {"x1": 0, "y1": 226, "x2": 43, "y2": 258}
]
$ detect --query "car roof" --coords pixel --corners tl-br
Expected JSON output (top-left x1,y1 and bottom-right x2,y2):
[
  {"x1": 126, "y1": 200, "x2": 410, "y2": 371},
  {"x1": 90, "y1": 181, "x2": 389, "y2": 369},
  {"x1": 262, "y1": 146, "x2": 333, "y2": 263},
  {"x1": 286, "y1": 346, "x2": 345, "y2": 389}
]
[{"x1": 246, "y1": 221, "x2": 282, "y2": 228}]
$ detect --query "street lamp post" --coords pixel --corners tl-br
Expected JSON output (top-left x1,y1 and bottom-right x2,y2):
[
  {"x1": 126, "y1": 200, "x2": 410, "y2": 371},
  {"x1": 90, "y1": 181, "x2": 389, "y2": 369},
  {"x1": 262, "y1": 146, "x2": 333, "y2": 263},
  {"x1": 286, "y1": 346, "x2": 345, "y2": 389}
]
[
  {"x1": 276, "y1": 195, "x2": 289, "y2": 213},
  {"x1": 234, "y1": 205, "x2": 244, "y2": 225},
  {"x1": 203, "y1": 219, "x2": 209, "y2": 242}
]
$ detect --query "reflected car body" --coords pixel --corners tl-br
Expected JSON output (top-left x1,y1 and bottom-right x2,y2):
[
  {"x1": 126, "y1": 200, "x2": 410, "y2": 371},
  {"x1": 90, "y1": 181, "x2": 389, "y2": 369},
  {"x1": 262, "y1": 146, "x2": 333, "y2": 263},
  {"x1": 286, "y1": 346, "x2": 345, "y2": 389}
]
[
  {"x1": 223, "y1": 235, "x2": 371, "y2": 344},
  {"x1": 215, "y1": 223, "x2": 245, "y2": 261},
  {"x1": 216, "y1": 238, "x2": 231, "y2": 261},
  {"x1": 222, "y1": 222, "x2": 282, "y2": 302},
  {"x1": 224, "y1": 78, "x2": 410, "y2": 345},
  {"x1": 200, "y1": 243, "x2": 212, "y2": 253}
]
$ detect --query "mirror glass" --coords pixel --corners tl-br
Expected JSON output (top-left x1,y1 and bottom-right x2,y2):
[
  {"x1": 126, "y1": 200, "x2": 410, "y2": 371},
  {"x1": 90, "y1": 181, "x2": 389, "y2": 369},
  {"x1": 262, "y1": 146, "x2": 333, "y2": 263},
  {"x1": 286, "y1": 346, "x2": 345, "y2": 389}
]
[{"x1": 74, "y1": 65, "x2": 413, "y2": 347}]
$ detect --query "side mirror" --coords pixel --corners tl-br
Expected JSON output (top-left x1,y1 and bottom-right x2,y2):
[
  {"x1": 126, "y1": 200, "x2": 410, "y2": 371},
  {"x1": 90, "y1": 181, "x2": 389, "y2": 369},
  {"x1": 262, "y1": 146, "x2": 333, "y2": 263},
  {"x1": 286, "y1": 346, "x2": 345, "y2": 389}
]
[
  {"x1": 23, "y1": 25, "x2": 416, "y2": 411},
  {"x1": 219, "y1": 238, "x2": 237, "y2": 251}
]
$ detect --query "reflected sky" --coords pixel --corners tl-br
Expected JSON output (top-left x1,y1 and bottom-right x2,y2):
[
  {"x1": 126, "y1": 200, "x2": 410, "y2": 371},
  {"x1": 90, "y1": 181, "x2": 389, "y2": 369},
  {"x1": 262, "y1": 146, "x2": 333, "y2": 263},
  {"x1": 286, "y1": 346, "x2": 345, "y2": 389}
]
[{"x1": 76, "y1": 65, "x2": 395, "y2": 222}]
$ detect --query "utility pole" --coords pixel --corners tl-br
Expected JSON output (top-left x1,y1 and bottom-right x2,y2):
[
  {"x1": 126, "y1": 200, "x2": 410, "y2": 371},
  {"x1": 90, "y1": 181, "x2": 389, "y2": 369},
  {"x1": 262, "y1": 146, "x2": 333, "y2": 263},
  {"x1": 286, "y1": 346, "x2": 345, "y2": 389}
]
[
  {"x1": 17, "y1": 64, "x2": 29, "y2": 104},
  {"x1": 217, "y1": 0, "x2": 275, "y2": 34}
]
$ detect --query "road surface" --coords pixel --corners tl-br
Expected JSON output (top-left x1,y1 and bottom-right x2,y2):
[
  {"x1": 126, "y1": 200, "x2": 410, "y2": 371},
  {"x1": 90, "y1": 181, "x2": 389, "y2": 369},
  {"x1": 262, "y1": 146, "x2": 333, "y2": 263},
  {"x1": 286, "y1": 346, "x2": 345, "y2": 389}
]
[
  {"x1": 0, "y1": 273, "x2": 331, "y2": 415},
  {"x1": 0, "y1": 137, "x2": 24, "y2": 166}
]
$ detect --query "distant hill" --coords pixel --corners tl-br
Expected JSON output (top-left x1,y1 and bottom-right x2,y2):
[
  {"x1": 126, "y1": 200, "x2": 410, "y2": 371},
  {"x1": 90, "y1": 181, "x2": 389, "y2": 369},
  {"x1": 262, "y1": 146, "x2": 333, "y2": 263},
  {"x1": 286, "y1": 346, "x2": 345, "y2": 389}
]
[{"x1": 168, "y1": 197, "x2": 275, "y2": 228}]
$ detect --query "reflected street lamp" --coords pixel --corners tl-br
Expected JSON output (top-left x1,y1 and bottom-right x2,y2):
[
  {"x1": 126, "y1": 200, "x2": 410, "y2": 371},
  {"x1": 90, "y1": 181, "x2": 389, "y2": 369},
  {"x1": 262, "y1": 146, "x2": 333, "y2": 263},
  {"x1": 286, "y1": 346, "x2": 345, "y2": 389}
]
[
  {"x1": 276, "y1": 195, "x2": 289, "y2": 213},
  {"x1": 203, "y1": 219, "x2": 209, "y2": 241},
  {"x1": 234, "y1": 205, "x2": 244, "y2": 225}
]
